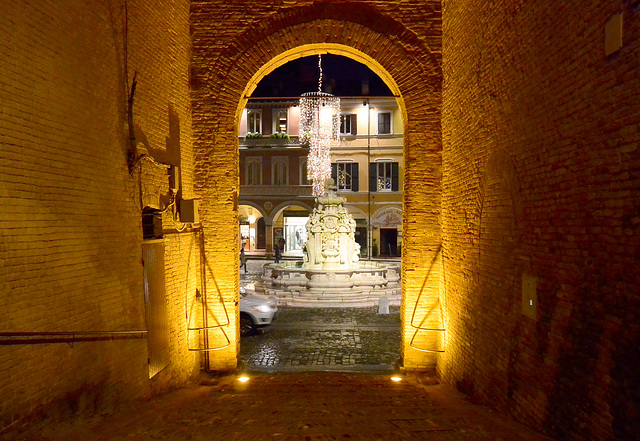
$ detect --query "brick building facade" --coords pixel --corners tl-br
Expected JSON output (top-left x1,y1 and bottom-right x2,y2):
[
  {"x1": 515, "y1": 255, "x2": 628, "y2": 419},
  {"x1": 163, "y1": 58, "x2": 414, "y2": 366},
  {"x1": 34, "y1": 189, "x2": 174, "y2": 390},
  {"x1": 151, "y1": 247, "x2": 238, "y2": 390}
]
[{"x1": 1, "y1": 1, "x2": 638, "y2": 440}]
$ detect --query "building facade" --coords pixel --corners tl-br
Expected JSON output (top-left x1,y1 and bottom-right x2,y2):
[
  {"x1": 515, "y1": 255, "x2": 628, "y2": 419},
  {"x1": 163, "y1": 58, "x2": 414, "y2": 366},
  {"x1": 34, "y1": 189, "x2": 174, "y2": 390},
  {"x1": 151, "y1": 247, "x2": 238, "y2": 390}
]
[{"x1": 238, "y1": 97, "x2": 403, "y2": 258}]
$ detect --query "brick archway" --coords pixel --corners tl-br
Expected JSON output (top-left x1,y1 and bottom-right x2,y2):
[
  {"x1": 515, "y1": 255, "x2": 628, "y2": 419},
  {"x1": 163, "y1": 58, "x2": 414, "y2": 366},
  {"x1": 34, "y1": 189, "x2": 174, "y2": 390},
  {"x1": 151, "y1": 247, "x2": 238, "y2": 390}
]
[{"x1": 191, "y1": 3, "x2": 442, "y2": 371}]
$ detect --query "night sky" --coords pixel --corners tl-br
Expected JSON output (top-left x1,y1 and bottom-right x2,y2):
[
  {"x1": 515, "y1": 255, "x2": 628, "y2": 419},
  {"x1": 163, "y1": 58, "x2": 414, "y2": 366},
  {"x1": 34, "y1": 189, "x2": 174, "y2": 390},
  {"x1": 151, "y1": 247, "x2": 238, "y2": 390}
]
[{"x1": 251, "y1": 54, "x2": 393, "y2": 98}]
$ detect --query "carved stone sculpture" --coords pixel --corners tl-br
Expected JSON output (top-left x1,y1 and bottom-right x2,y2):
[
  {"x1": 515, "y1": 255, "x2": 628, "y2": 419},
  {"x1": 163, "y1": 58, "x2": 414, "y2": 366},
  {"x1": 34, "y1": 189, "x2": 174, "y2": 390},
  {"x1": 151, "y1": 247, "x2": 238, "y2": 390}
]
[{"x1": 302, "y1": 180, "x2": 361, "y2": 270}]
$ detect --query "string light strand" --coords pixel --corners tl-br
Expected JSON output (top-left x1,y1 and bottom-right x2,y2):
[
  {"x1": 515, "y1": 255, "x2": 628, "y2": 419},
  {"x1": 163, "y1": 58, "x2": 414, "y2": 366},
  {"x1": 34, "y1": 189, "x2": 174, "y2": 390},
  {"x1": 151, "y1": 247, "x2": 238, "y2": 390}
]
[{"x1": 299, "y1": 54, "x2": 340, "y2": 196}]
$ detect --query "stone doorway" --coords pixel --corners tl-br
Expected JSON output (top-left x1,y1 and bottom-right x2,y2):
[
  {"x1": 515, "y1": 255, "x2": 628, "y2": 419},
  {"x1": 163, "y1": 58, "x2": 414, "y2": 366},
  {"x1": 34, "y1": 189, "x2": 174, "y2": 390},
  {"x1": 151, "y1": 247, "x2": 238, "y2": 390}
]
[{"x1": 380, "y1": 228, "x2": 398, "y2": 257}]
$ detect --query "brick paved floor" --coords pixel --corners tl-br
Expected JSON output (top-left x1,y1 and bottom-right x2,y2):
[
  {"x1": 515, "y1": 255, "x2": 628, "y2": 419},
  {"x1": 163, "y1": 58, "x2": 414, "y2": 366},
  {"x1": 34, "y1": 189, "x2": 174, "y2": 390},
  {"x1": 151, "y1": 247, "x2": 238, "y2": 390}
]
[{"x1": 23, "y1": 372, "x2": 554, "y2": 441}]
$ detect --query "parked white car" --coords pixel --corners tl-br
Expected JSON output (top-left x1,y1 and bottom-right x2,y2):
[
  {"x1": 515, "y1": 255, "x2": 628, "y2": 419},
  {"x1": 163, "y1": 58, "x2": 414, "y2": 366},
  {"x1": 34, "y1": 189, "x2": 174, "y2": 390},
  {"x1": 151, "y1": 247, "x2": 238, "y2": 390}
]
[{"x1": 239, "y1": 291, "x2": 278, "y2": 336}]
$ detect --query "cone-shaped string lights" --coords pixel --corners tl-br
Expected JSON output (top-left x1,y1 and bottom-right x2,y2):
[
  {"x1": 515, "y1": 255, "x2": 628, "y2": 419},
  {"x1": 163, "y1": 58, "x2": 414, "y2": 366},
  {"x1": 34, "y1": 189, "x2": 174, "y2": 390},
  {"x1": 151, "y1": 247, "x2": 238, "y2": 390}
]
[{"x1": 300, "y1": 55, "x2": 340, "y2": 196}]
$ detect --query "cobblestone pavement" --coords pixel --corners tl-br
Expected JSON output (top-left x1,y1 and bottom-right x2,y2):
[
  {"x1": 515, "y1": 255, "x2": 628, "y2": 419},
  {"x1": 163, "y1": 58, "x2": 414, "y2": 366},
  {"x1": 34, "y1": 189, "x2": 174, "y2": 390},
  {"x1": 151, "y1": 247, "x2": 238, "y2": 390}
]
[
  {"x1": 27, "y1": 372, "x2": 554, "y2": 441},
  {"x1": 240, "y1": 306, "x2": 401, "y2": 373},
  {"x1": 240, "y1": 259, "x2": 401, "y2": 373}
]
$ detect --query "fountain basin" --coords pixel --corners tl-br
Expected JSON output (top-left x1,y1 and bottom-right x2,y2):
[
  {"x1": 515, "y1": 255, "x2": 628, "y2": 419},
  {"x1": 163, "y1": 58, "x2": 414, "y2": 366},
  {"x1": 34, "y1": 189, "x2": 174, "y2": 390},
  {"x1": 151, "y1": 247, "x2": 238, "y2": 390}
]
[{"x1": 252, "y1": 261, "x2": 401, "y2": 307}]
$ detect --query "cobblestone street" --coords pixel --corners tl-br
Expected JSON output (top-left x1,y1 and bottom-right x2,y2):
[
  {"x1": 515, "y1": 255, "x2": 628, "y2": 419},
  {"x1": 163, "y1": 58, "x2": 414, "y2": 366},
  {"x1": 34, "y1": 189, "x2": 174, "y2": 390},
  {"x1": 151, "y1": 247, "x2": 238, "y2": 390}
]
[
  {"x1": 240, "y1": 259, "x2": 401, "y2": 373},
  {"x1": 241, "y1": 306, "x2": 401, "y2": 373}
]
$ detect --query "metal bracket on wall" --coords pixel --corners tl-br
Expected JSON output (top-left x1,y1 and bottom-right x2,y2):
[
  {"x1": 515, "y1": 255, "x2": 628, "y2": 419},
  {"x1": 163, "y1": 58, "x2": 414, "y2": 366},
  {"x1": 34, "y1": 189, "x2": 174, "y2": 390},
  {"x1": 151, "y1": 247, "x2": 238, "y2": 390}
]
[
  {"x1": 187, "y1": 231, "x2": 232, "y2": 353},
  {"x1": 408, "y1": 245, "x2": 446, "y2": 353}
]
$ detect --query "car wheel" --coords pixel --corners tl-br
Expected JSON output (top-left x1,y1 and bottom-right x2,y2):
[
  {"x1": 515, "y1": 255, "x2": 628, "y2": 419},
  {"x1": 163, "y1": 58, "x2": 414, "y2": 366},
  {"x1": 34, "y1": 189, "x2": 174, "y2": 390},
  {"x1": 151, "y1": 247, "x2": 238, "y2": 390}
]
[{"x1": 240, "y1": 314, "x2": 256, "y2": 337}]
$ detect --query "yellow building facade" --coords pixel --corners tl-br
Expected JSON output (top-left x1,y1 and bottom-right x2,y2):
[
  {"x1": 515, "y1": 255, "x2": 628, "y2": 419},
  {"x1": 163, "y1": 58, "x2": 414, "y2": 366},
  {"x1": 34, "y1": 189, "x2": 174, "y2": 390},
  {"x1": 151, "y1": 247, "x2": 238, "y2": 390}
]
[{"x1": 239, "y1": 97, "x2": 404, "y2": 259}]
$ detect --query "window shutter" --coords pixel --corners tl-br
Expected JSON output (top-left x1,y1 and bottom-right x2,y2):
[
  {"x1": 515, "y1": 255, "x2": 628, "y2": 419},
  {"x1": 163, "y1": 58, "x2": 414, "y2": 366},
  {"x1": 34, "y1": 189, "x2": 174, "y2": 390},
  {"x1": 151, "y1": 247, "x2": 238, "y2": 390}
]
[
  {"x1": 351, "y1": 114, "x2": 357, "y2": 135},
  {"x1": 392, "y1": 162, "x2": 399, "y2": 191},
  {"x1": 331, "y1": 163, "x2": 337, "y2": 184},
  {"x1": 369, "y1": 163, "x2": 377, "y2": 192},
  {"x1": 352, "y1": 163, "x2": 359, "y2": 192}
]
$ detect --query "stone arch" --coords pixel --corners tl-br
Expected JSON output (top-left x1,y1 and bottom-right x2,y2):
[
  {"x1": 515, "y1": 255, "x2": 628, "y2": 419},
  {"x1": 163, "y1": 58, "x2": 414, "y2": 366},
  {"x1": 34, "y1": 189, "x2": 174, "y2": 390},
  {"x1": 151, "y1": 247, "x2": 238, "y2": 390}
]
[
  {"x1": 270, "y1": 201, "x2": 314, "y2": 221},
  {"x1": 238, "y1": 201, "x2": 270, "y2": 224},
  {"x1": 344, "y1": 205, "x2": 368, "y2": 220},
  {"x1": 191, "y1": 3, "x2": 442, "y2": 371},
  {"x1": 371, "y1": 205, "x2": 403, "y2": 228}
]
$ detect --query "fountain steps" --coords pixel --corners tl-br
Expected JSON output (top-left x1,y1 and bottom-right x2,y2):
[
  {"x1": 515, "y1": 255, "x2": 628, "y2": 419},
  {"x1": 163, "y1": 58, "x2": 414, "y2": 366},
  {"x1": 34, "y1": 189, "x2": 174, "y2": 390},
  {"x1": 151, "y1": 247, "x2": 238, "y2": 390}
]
[
  {"x1": 257, "y1": 288, "x2": 401, "y2": 308},
  {"x1": 282, "y1": 297, "x2": 400, "y2": 308}
]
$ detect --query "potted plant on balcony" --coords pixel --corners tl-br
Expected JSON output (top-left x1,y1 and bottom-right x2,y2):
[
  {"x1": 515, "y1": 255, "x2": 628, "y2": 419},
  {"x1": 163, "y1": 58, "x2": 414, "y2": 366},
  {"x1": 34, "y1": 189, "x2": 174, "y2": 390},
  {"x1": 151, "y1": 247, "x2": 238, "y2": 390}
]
[
  {"x1": 244, "y1": 132, "x2": 263, "y2": 140},
  {"x1": 269, "y1": 132, "x2": 290, "y2": 140},
  {"x1": 269, "y1": 132, "x2": 290, "y2": 146}
]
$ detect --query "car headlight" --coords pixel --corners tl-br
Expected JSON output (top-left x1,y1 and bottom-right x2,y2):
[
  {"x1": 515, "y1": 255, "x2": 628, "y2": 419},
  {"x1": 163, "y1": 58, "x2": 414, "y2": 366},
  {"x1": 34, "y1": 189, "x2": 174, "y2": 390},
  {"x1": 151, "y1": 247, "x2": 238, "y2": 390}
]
[{"x1": 253, "y1": 305, "x2": 272, "y2": 313}]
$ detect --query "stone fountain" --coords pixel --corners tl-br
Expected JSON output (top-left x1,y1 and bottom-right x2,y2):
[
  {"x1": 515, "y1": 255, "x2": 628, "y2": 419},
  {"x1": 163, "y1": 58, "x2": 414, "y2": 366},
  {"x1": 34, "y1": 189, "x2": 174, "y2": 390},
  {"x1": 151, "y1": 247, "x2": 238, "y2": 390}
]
[{"x1": 253, "y1": 181, "x2": 400, "y2": 307}]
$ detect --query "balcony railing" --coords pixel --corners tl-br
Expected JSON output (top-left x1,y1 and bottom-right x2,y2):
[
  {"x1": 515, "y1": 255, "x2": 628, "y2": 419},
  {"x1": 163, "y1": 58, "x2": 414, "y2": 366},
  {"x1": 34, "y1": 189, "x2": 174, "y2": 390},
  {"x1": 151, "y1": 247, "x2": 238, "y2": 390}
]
[
  {"x1": 240, "y1": 185, "x2": 313, "y2": 197},
  {"x1": 240, "y1": 136, "x2": 302, "y2": 148}
]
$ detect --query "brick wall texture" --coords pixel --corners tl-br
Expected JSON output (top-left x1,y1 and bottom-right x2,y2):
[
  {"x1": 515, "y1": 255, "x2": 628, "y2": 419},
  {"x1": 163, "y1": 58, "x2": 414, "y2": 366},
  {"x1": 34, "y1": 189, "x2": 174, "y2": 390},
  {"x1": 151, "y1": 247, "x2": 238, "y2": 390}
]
[
  {"x1": 2, "y1": 0, "x2": 639, "y2": 439},
  {"x1": 440, "y1": 1, "x2": 640, "y2": 440},
  {"x1": 0, "y1": 0, "x2": 200, "y2": 432}
]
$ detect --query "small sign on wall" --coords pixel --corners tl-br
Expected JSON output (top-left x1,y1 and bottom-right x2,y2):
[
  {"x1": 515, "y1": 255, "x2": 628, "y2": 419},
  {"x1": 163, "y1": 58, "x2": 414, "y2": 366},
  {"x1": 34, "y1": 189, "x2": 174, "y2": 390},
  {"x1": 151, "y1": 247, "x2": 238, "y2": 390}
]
[
  {"x1": 522, "y1": 273, "x2": 537, "y2": 320},
  {"x1": 605, "y1": 13, "x2": 623, "y2": 56}
]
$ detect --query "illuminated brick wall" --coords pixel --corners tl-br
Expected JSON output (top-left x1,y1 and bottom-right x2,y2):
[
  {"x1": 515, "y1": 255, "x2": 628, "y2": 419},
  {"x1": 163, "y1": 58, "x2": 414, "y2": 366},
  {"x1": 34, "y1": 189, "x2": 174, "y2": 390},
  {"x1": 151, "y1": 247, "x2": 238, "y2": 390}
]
[
  {"x1": 190, "y1": 0, "x2": 443, "y2": 371},
  {"x1": 0, "y1": 0, "x2": 199, "y2": 431},
  {"x1": 441, "y1": 1, "x2": 640, "y2": 440}
]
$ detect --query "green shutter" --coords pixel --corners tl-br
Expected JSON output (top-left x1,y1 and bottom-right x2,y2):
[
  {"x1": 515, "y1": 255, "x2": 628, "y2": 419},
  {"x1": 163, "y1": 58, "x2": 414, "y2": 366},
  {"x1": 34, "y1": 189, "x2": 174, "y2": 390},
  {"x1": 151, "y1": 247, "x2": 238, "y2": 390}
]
[
  {"x1": 352, "y1": 163, "x2": 359, "y2": 192},
  {"x1": 369, "y1": 163, "x2": 377, "y2": 192},
  {"x1": 392, "y1": 162, "x2": 399, "y2": 191}
]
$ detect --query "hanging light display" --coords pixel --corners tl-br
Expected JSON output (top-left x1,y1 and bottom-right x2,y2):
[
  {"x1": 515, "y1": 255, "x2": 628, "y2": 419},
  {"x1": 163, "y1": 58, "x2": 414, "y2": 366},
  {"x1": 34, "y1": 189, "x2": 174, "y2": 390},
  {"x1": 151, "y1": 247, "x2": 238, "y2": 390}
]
[{"x1": 300, "y1": 54, "x2": 340, "y2": 196}]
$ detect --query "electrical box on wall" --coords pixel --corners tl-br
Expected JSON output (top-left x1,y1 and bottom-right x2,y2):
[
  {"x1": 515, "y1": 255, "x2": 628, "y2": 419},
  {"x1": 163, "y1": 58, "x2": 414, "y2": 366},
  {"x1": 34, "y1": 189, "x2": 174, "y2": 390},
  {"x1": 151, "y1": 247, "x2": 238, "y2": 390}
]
[
  {"x1": 179, "y1": 199, "x2": 199, "y2": 224},
  {"x1": 521, "y1": 274, "x2": 537, "y2": 320},
  {"x1": 169, "y1": 165, "x2": 180, "y2": 192}
]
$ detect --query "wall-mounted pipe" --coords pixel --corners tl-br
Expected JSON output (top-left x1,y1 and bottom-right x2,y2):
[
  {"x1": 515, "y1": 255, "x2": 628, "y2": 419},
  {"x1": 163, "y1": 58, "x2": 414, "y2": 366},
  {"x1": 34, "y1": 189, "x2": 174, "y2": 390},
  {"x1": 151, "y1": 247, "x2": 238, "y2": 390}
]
[
  {"x1": 127, "y1": 71, "x2": 138, "y2": 172},
  {"x1": 0, "y1": 331, "x2": 147, "y2": 346}
]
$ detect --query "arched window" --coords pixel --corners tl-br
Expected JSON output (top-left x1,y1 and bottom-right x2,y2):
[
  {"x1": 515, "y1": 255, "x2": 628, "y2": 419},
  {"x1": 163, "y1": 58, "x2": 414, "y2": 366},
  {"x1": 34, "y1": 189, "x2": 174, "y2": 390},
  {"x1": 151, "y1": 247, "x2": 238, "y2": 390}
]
[
  {"x1": 300, "y1": 159, "x2": 309, "y2": 185},
  {"x1": 247, "y1": 110, "x2": 262, "y2": 134},
  {"x1": 272, "y1": 158, "x2": 288, "y2": 186},
  {"x1": 247, "y1": 160, "x2": 262, "y2": 185},
  {"x1": 273, "y1": 109, "x2": 288, "y2": 133}
]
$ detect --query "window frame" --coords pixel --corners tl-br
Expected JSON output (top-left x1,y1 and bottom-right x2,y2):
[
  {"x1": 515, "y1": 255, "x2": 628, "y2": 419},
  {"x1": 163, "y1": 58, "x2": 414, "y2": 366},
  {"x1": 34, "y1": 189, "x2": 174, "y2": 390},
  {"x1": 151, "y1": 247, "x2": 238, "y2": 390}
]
[
  {"x1": 299, "y1": 159, "x2": 309, "y2": 185},
  {"x1": 331, "y1": 161, "x2": 359, "y2": 192},
  {"x1": 246, "y1": 109, "x2": 262, "y2": 134},
  {"x1": 369, "y1": 160, "x2": 399, "y2": 192},
  {"x1": 376, "y1": 111, "x2": 392, "y2": 135},
  {"x1": 273, "y1": 108, "x2": 288, "y2": 134},
  {"x1": 272, "y1": 157, "x2": 289, "y2": 186},
  {"x1": 340, "y1": 113, "x2": 357, "y2": 136},
  {"x1": 246, "y1": 157, "x2": 262, "y2": 186}
]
